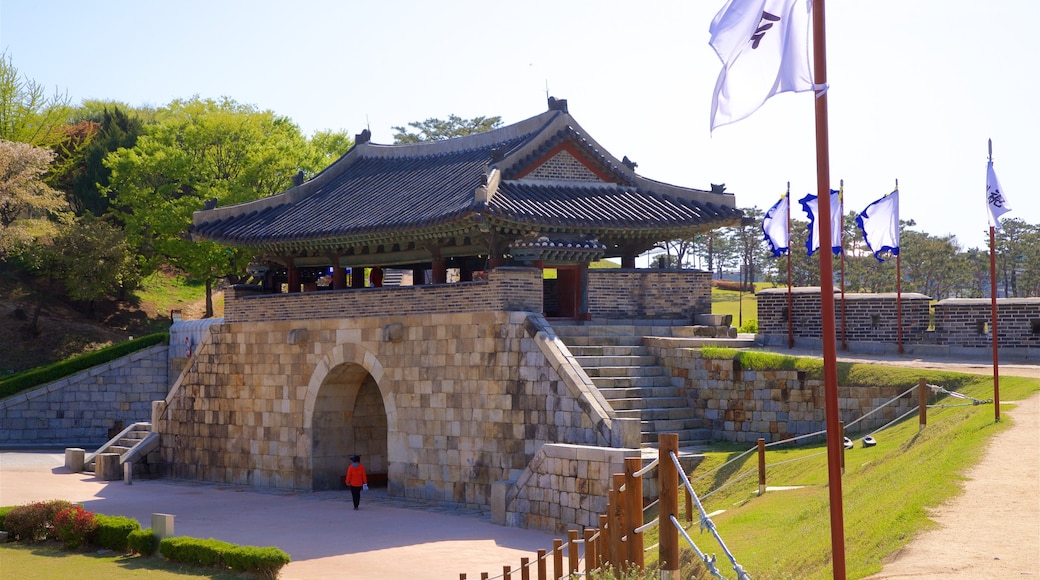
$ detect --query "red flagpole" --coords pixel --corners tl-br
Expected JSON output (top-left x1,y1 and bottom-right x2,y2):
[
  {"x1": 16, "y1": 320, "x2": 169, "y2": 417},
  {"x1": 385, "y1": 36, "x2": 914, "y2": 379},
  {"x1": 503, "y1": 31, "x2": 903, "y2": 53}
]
[
  {"x1": 787, "y1": 183, "x2": 794, "y2": 349},
  {"x1": 988, "y1": 139, "x2": 1001, "y2": 421},
  {"x1": 812, "y1": 1, "x2": 847, "y2": 577},
  {"x1": 839, "y1": 182, "x2": 847, "y2": 351},
  {"x1": 895, "y1": 179, "x2": 903, "y2": 355}
]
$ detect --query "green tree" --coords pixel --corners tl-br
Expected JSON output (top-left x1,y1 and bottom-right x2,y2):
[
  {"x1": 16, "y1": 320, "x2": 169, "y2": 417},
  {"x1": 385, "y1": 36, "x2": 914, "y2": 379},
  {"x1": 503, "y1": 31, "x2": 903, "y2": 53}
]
[
  {"x1": 56, "y1": 105, "x2": 144, "y2": 216},
  {"x1": 105, "y1": 97, "x2": 327, "y2": 317},
  {"x1": 0, "y1": 139, "x2": 66, "y2": 259},
  {"x1": 392, "y1": 114, "x2": 502, "y2": 143},
  {"x1": 0, "y1": 52, "x2": 74, "y2": 148},
  {"x1": 52, "y1": 215, "x2": 139, "y2": 307}
]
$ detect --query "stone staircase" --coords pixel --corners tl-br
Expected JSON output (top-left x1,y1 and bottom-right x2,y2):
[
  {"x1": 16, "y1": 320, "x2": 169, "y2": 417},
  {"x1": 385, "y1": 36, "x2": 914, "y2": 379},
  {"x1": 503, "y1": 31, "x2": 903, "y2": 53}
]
[
  {"x1": 84, "y1": 422, "x2": 161, "y2": 479},
  {"x1": 551, "y1": 320, "x2": 713, "y2": 447}
]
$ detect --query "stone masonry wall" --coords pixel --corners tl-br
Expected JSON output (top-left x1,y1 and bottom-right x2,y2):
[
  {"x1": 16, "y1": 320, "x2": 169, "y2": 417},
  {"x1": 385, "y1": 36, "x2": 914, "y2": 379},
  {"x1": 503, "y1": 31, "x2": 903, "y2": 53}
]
[
  {"x1": 588, "y1": 269, "x2": 711, "y2": 321},
  {"x1": 0, "y1": 345, "x2": 169, "y2": 446},
  {"x1": 499, "y1": 444, "x2": 636, "y2": 532},
  {"x1": 157, "y1": 310, "x2": 623, "y2": 513},
  {"x1": 645, "y1": 340, "x2": 916, "y2": 443}
]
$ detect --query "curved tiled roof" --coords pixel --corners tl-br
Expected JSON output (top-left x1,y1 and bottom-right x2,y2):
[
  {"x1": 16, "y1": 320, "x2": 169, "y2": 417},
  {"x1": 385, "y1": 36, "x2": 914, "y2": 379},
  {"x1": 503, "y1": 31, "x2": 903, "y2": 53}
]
[{"x1": 191, "y1": 104, "x2": 741, "y2": 254}]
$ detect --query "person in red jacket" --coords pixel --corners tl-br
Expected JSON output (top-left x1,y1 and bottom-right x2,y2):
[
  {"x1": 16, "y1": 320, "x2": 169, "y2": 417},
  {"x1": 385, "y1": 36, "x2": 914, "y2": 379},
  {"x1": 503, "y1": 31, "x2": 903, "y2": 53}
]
[{"x1": 345, "y1": 455, "x2": 368, "y2": 510}]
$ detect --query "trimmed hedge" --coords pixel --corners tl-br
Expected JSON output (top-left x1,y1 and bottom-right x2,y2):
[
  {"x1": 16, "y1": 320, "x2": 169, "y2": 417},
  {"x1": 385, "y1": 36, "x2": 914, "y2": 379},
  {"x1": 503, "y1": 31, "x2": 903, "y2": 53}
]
[
  {"x1": 2, "y1": 500, "x2": 73, "y2": 543},
  {"x1": 92, "y1": 514, "x2": 141, "y2": 553},
  {"x1": 159, "y1": 536, "x2": 290, "y2": 577},
  {"x1": 127, "y1": 527, "x2": 159, "y2": 556},
  {"x1": 0, "y1": 332, "x2": 168, "y2": 399},
  {"x1": 0, "y1": 505, "x2": 15, "y2": 531}
]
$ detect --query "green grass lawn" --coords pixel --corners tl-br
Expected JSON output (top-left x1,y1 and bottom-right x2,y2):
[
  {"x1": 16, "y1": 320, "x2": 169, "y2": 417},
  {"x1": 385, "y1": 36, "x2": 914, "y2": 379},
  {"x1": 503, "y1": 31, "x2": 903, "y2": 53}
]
[
  {"x1": 0, "y1": 542, "x2": 243, "y2": 580},
  {"x1": 635, "y1": 372, "x2": 1040, "y2": 579},
  {"x1": 711, "y1": 282, "x2": 777, "y2": 330}
]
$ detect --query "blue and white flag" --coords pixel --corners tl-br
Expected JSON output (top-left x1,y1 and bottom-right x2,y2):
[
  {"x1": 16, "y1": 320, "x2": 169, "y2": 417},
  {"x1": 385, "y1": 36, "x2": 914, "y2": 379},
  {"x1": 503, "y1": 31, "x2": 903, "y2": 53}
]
[
  {"x1": 762, "y1": 193, "x2": 790, "y2": 256},
  {"x1": 856, "y1": 189, "x2": 900, "y2": 262},
  {"x1": 799, "y1": 189, "x2": 842, "y2": 256},
  {"x1": 986, "y1": 160, "x2": 1011, "y2": 229},
  {"x1": 709, "y1": 0, "x2": 815, "y2": 131}
]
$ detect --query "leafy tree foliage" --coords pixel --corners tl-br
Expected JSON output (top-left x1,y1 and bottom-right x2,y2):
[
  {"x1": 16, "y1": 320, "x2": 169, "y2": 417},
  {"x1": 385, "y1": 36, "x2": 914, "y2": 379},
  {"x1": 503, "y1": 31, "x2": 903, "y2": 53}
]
[
  {"x1": 0, "y1": 139, "x2": 66, "y2": 258},
  {"x1": 56, "y1": 105, "x2": 144, "y2": 216},
  {"x1": 104, "y1": 97, "x2": 350, "y2": 317},
  {"x1": 392, "y1": 114, "x2": 502, "y2": 143},
  {"x1": 0, "y1": 52, "x2": 74, "y2": 148}
]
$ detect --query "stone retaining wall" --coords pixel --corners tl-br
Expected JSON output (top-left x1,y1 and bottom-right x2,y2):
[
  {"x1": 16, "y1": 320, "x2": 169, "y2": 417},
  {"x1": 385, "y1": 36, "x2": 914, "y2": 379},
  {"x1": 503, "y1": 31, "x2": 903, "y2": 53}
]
[
  {"x1": 0, "y1": 345, "x2": 169, "y2": 446},
  {"x1": 645, "y1": 340, "x2": 917, "y2": 443}
]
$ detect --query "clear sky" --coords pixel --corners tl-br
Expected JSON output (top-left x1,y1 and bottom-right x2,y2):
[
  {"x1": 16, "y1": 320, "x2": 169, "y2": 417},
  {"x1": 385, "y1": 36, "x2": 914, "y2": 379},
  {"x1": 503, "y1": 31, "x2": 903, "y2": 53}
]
[{"x1": 1, "y1": 0, "x2": 1035, "y2": 252}]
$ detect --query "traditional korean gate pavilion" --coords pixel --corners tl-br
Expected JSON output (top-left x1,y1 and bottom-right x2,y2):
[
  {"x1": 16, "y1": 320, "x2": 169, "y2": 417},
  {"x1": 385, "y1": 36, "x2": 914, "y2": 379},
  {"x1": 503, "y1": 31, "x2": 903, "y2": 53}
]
[{"x1": 191, "y1": 98, "x2": 741, "y2": 317}]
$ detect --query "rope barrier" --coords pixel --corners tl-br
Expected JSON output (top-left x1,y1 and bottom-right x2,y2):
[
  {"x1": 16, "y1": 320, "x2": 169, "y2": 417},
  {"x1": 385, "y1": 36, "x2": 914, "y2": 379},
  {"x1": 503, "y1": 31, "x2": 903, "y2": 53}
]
[
  {"x1": 670, "y1": 515, "x2": 726, "y2": 580},
  {"x1": 673, "y1": 451, "x2": 751, "y2": 580},
  {"x1": 928, "y1": 383, "x2": 992, "y2": 405},
  {"x1": 633, "y1": 456, "x2": 658, "y2": 477}
]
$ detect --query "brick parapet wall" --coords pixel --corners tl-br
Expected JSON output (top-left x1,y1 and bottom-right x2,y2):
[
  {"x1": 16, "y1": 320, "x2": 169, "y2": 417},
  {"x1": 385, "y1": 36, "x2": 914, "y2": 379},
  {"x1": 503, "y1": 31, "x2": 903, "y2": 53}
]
[
  {"x1": 0, "y1": 345, "x2": 169, "y2": 446},
  {"x1": 644, "y1": 340, "x2": 916, "y2": 443},
  {"x1": 224, "y1": 267, "x2": 543, "y2": 323},
  {"x1": 932, "y1": 298, "x2": 1040, "y2": 349},
  {"x1": 588, "y1": 269, "x2": 711, "y2": 321}
]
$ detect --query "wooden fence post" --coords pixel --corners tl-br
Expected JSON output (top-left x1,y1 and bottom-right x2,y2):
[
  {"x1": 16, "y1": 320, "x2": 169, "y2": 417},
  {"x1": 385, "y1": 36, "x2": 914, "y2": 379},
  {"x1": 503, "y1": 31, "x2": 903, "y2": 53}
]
[
  {"x1": 598, "y1": 514, "x2": 608, "y2": 570},
  {"x1": 919, "y1": 377, "x2": 928, "y2": 430},
  {"x1": 568, "y1": 529, "x2": 579, "y2": 575},
  {"x1": 520, "y1": 557, "x2": 530, "y2": 580},
  {"x1": 537, "y1": 548, "x2": 547, "y2": 580},
  {"x1": 758, "y1": 437, "x2": 766, "y2": 496},
  {"x1": 553, "y1": 538, "x2": 563, "y2": 580},
  {"x1": 584, "y1": 528, "x2": 597, "y2": 575},
  {"x1": 624, "y1": 456, "x2": 644, "y2": 570},
  {"x1": 610, "y1": 472, "x2": 625, "y2": 572},
  {"x1": 659, "y1": 433, "x2": 680, "y2": 580},
  {"x1": 840, "y1": 420, "x2": 846, "y2": 474}
]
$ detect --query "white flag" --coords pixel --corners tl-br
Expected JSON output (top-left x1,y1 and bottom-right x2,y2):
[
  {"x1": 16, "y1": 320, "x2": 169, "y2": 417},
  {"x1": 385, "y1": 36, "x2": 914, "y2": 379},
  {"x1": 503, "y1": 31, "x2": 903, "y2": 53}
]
[
  {"x1": 986, "y1": 160, "x2": 1011, "y2": 229},
  {"x1": 799, "y1": 189, "x2": 841, "y2": 256},
  {"x1": 709, "y1": 0, "x2": 815, "y2": 131},
  {"x1": 762, "y1": 193, "x2": 790, "y2": 256},
  {"x1": 856, "y1": 190, "x2": 900, "y2": 262}
]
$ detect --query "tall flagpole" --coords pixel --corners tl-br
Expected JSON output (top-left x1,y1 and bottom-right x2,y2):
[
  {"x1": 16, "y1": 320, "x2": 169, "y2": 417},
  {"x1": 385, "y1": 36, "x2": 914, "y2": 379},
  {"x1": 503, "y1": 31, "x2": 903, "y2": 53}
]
[
  {"x1": 988, "y1": 139, "x2": 1001, "y2": 422},
  {"x1": 787, "y1": 182, "x2": 794, "y2": 349},
  {"x1": 839, "y1": 181, "x2": 847, "y2": 351},
  {"x1": 895, "y1": 179, "x2": 903, "y2": 355},
  {"x1": 812, "y1": 1, "x2": 847, "y2": 578}
]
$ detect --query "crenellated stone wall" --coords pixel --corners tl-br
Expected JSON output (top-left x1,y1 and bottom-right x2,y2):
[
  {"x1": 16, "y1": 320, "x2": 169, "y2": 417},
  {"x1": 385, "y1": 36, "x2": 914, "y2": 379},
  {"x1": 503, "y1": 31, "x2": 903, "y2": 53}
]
[
  {"x1": 645, "y1": 339, "x2": 917, "y2": 443},
  {"x1": 757, "y1": 288, "x2": 933, "y2": 344},
  {"x1": 588, "y1": 269, "x2": 711, "y2": 321},
  {"x1": 931, "y1": 298, "x2": 1040, "y2": 349}
]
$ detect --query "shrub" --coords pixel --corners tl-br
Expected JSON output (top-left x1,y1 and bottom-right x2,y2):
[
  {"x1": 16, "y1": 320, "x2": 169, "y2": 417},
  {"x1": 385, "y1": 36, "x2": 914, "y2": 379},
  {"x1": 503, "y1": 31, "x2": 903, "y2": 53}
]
[
  {"x1": 159, "y1": 536, "x2": 291, "y2": 577},
  {"x1": 0, "y1": 506, "x2": 16, "y2": 530},
  {"x1": 127, "y1": 527, "x2": 159, "y2": 556},
  {"x1": 3, "y1": 500, "x2": 73, "y2": 543},
  {"x1": 713, "y1": 279, "x2": 753, "y2": 292},
  {"x1": 738, "y1": 318, "x2": 758, "y2": 334},
  {"x1": 53, "y1": 505, "x2": 97, "y2": 549},
  {"x1": 92, "y1": 514, "x2": 140, "y2": 553}
]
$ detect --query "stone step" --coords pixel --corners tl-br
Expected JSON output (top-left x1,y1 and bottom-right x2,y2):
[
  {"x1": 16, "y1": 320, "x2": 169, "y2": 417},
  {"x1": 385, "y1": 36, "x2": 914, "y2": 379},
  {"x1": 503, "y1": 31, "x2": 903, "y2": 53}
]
[
  {"x1": 616, "y1": 407, "x2": 700, "y2": 422},
  {"x1": 583, "y1": 366, "x2": 669, "y2": 378},
  {"x1": 557, "y1": 335, "x2": 644, "y2": 348},
  {"x1": 595, "y1": 381, "x2": 679, "y2": 396},
  {"x1": 608, "y1": 396, "x2": 689, "y2": 410},
  {"x1": 566, "y1": 345, "x2": 648, "y2": 357},
  {"x1": 574, "y1": 355, "x2": 658, "y2": 367},
  {"x1": 642, "y1": 428, "x2": 713, "y2": 445},
  {"x1": 642, "y1": 417, "x2": 709, "y2": 432}
]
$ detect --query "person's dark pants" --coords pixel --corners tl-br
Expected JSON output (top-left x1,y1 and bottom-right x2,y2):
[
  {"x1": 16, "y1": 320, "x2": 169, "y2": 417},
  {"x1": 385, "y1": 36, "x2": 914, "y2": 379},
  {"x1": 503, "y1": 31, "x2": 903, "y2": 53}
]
[{"x1": 349, "y1": 485, "x2": 362, "y2": 509}]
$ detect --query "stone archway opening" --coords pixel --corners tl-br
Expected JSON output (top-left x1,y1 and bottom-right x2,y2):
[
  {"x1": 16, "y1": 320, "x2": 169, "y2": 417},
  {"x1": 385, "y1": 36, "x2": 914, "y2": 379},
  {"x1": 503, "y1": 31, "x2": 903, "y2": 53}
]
[{"x1": 311, "y1": 363, "x2": 388, "y2": 490}]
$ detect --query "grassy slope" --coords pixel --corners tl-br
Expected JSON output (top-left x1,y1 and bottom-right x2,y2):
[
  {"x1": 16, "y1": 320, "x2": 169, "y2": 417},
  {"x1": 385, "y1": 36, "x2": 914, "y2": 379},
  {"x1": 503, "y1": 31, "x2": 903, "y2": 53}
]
[{"x1": 639, "y1": 373, "x2": 1040, "y2": 579}]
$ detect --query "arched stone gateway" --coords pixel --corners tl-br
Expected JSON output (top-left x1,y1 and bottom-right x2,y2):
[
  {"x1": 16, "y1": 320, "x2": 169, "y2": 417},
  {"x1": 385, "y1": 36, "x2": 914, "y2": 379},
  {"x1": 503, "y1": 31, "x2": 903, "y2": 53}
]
[{"x1": 305, "y1": 344, "x2": 395, "y2": 490}]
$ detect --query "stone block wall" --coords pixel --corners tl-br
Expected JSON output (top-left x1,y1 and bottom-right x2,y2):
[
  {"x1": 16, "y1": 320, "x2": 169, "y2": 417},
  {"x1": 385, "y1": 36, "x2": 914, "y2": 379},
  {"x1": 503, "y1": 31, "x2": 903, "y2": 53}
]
[
  {"x1": 588, "y1": 269, "x2": 711, "y2": 320},
  {"x1": 156, "y1": 310, "x2": 624, "y2": 511},
  {"x1": 224, "y1": 267, "x2": 543, "y2": 323},
  {"x1": 0, "y1": 345, "x2": 169, "y2": 446},
  {"x1": 645, "y1": 340, "x2": 917, "y2": 443},
  {"x1": 932, "y1": 298, "x2": 1040, "y2": 349},
  {"x1": 501, "y1": 444, "x2": 636, "y2": 532}
]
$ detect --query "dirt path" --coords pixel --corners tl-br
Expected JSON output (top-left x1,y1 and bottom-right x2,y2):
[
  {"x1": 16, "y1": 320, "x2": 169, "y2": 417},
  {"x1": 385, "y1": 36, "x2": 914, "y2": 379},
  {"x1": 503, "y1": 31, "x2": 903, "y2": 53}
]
[{"x1": 864, "y1": 391, "x2": 1040, "y2": 578}]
